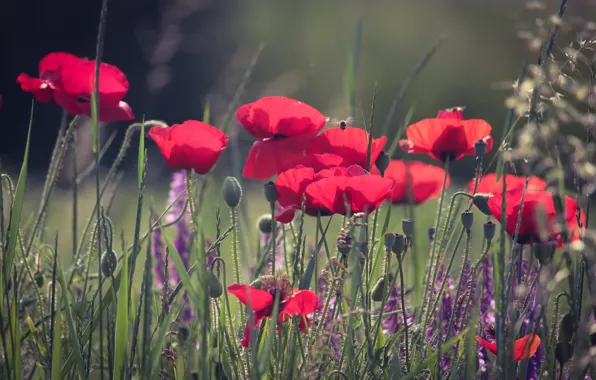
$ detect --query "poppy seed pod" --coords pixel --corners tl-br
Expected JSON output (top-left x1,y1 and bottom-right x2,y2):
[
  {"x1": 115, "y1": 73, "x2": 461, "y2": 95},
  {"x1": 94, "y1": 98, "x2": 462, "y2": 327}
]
[
  {"x1": 428, "y1": 227, "x2": 436, "y2": 242},
  {"x1": 483, "y1": 221, "x2": 496, "y2": 242},
  {"x1": 557, "y1": 313, "x2": 576, "y2": 344},
  {"x1": 402, "y1": 219, "x2": 414, "y2": 237},
  {"x1": 555, "y1": 342, "x2": 573, "y2": 366},
  {"x1": 461, "y1": 210, "x2": 474, "y2": 231},
  {"x1": 100, "y1": 250, "x2": 117, "y2": 277},
  {"x1": 473, "y1": 193, "x2": 493, "y2": 216},
  {"x1": 34, "y1": 271, "x2": 44, "y2": 288},
  {"x1": 474, "y1": 139, "x2": 487, "y2": 157},
  {"x1": 533, "y1": 242, "x2": 556, "y2": 266},
  {"x1": 222, "y1": 177, "x2": 242, "y2": 208},
  {"x1": 392, "y1": 234, "x2": 406, "y2": 255},
  {"x1": 257, "y1": 214, "x2": 273, "y2": 234},
  {"x1": 209, "y1": 272, "x2": 223, "y2": 298},
  {"x1": 264, "y1": 181, "x2": 279, "y2": 204},
  {"x1": 375, "y1": 151, "x2": 390, "y2": 177},
  {"x1": 384, "y1": 233, "x2": 396, "y2": 250}
]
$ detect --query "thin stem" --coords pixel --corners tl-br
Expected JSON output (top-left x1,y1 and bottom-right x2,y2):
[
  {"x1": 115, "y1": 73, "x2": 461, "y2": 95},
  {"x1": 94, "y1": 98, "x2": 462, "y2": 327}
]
[
  {"x1": 271, "y1": 201, "x2": 276, "y2": 276},
  {"x1": 398, "y1": 254, "x2": 410, "y2": 371}
]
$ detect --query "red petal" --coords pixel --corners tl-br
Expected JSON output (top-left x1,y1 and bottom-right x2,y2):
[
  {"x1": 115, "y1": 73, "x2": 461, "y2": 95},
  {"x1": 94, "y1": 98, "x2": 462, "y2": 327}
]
[
  {"x1": 275, "y1": 205, "x2": 300, "y2": 224},
  {"x1": 148, "y1": 121, "x2": 228, "y2": 174},
  {"x1": 60, "y1": 58, "x2": 129, "y2": 106},
  {"x1": 469, "y1": 174, "x2": 547, "y2": 195},
  {"x1": 281, "y1": 290, "x2": 318, "y2": 316},
  {"x1": 236, "y1": 96, "x2": 327, "y2": 139},
  {"x1": 437, "y1": 108, "x2": 464, "y2": 120},
  {"x1": 275, "y1": 167, "x2": 316, "y2": 207},
  {"x1": 373, "y1": 160, "x2": 449, "y2": 205},
  {"x1": 513, "y1": 334, "x2": 541, "y2": 361},
  {"x1": 242, "y1": 136, "x2": 314, "y2": 180},
  {"x1": 564, "y1": 195, "x2": 585, "y2": 243},
  {"x1": 39, "y1": 52, "x2": 80, "y2": 82},
  {"x1": 306, "y1": 127, "x2": 387, "y2": 168},
  {"x1": 476, "y1": 336, "x2": 497, "y2": 355},
  {"x1": 76, "y1": 101, "x2": 135, "y2": 122},
  {"x1": 227, "y1": 284, "x2": 274, "y2": 311},
  {"x1": 280, "y1": 153, "x2": 346, "y2": 173},
  {"x1": 17, "y1": 74, "x2": 53, "y2": 102}
]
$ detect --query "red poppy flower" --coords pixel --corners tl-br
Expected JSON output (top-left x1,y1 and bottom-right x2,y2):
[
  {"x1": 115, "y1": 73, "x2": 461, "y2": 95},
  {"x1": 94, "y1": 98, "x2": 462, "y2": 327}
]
[
  {"x1": 274, "y1": 164, "x2": 383, "y2": 223},
  {"x1": 476, "y1": 334, "x2": 541, "y2": 361},
  {"x1": 399, "y1": 108, "x2": 493, "y2": 162},
  {"x1": 306, "y1": 127, "x2": 387, "y2": 169},
  {"x1": 227, "y1": 277, "x2": 318, "y2": 348},
  {"x1": 148, "y1": 120, "x2": 229, "y2": 174},
  {"x1": 486, "y1": 189, "x2": 584, "y2": 245},
  {"x1": 236, "y1": 96, "x2": 328, "y2": 180},
  {"x1": 469, "y1": 173, "x2": 547, "y2": 195},
  {"x1": 17, "y1": 52, "x2": 134, "y2": 121},
  {"x1": 280, "y1": 153, "x2": 347, "y2": 173},
  {"x1": 371, "y1": 160, "x2": 450, "y2": 205}
]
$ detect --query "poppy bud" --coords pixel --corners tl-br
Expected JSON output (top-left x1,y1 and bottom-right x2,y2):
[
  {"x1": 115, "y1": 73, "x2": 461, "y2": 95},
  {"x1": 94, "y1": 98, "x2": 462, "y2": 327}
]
[
  {"x1": 34, "y1": 271, "x2": 44, "y2": 288},
  {"x1": 215, "y1": 361, "x2": 229, "y2": 380},
  {"x1": 264, "y1": 181, "x2": 279, "y2": 204},
  {"x1": 402, "y1": 219, "x2": 414, "y2": 237},
  {"x1": 257, "y1": 214, "x2": 273, "y2": 234},
  {"x1": 533, "y1": 242, "x2": 556, "y2": 266},
  {"x1": 558, "y1": 313, "x2": 576, "y2": 344},
  {"x1": 483, "y1": 221, "x2": 496, "y2": 242},
  {"x1": 191, "y1": 372, "x2": 199, "y2": 380},
  {"x1": 209, "y1": 272, "x2": 223, "y2": 298},
  {"x1": 250, "y1": 278, "x2": 262, "y2": 289},
  {"x1": 222, "y1": 176, "x2": 242, "y2": 208},
  {"x1": 100, "y1": 250, "x2": 117, "y2": 277},
  {"x1": 428, "y1": 227, "x2": 436, "y2": 242},
  {"x1": 375, "y1": 151, "x2": 390, "y2": 177},
  {"x1": 178, "y1": 326, "x2": 190, "y2": 341},
  {"x1": 392, "y1": 234, "x2": 406, "y2": 255},
  {"x1": 474, "y1": 139, "x2": 487, "y2": 157},
  {"x1": 555, "y1": 342, "x2": 573, "y2": 366},
  {"x1": 473, "y1": 194, "x2": 493, "y2": 216},
  {"x1": 384, "y1": 233, "x2": 396, "y2": 250},
  {"x1": 461, "y1": 210, "x2": 474, "y2": 231},
  {"x1": 371, "y1": 273, "x2": 395, "y2": 302}
]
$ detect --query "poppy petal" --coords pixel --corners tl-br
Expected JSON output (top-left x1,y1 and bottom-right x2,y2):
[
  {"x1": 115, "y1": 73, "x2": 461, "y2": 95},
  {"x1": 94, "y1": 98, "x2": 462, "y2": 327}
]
[
  {"x1": 275, "y1": 205, "x2": 300, "y2": 224},
  {"x1": 242, "y1": 136, "x2": 314, "y2": 180},
  {"x1": 236, "y1": 96, "x2": 327, "y2": 139},
  {"x1": 469, "y1": 173, "x2": 547, "y2": 195},
  {"x1": 17, "y1": 74, "x2": 54, "y2": 102},
  {"x1": 281, "y1": 290, "x2": 318, "y2": 316},
  {"x1": 275, "y1": 167, "x2": 316, "y2": 207},
  {"x1": 227, "y1": 284, "x2": 274, "y2": 311},
  {"x1": 306, "y1": 127, "x2": 387, "y2": 168},
  {"x1": 76, "y1": 100, "x2": 135, "y2": 122},
  {"x1": 513, "y1": 334, "x2": 541, "y2": 361},
  {"x1": 476, "y1": 336, "x2": 497, "y2": 355},
  {"x1": 280, "y1": 153, "x2": 346, "y2": 173}
]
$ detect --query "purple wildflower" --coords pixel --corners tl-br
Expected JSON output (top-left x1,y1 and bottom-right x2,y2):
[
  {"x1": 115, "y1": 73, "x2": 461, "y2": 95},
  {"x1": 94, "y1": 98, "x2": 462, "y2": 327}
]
[
  {"x1": 383, "y1": 285, "x2": 413, "y2": 334},
  {"x1": 526, "y1": 343, "x2": 543, "y2": 380},
  {"x1": 480, "y1": 255, "x2": 495, "y2": 326},
  {"x1": 152, "y1": 225, "x2": 167, "y2": 290}
]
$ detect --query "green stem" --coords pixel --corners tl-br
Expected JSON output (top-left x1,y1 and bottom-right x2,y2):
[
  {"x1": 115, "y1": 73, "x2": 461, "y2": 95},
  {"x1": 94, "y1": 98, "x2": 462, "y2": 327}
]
[
  {"x1": 271, "y1": 202, "x2": 276, "y2": 276},
  {"x1": 398, "y1": 254, "x2": 411, "y2": 371}
]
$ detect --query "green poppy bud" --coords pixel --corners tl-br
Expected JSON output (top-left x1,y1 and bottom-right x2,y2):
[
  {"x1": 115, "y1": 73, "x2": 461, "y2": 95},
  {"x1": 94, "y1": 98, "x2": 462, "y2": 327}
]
[
  {"x1": 371, "y1": 273, "x2": 395, "y2": 302},
  {"x1": 402, "y1": 219, "x2": 414, "y2": 237},
  {"x1": 483, "y1": 221, "x2": 496, "y2": 242},
  {"x1": 101, "y1": 250, "x2": 118, "y2": 277},
  {"x1": 392, "y1": 234, "x2": 405, "y2": 255},
  {"x1": 257, "y1": 214, "x2": 273, "y2": 234},
  {"x1": 375, "y1": 151, "x2": 390, "y2": 177},
  {"x1": 461, "y1": 210, "x2": 474, "y2": 231},
  {"x1": 222, "y1": 176, "x2": 242, "y2": 208},
  {"x1": 557, "y1": 313, "x2": 575, "y2": 344},
  {"x1": 474, "y1": 139, "x2": 487, "y2": 157},
  {"x1": 533, "y1": 242, "x2": 556, "y2": 266},
  {"x1": 473, "y1": 194, "x2": 493, "y2": 216},
  {"x1": 209, "y1": 272, "x2": 223, "y2": 298},
  {"x1": 555, "y1": 342, "x2": 573, "y2": 366},
  {"x1": 383, "y1": 233, "x2": 396, "y2": 250},
  {"x1": 264, "y1": 181, "x2": 279, "y2": 204},
  {"x1": 34, "y1": 271, "x2": 44, "y2": 288}
]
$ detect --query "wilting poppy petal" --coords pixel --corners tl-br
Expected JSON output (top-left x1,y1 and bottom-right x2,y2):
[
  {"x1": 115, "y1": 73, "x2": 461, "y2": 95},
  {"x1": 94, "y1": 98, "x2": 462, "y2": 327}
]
[
  {"x1": 400, "y1": 110, "x2": 493, "y2": 162},
  {"x1": 236, "y1": 96, "x2": 328, "y2": 139},
  {"x1": 513, "y1": 334, "x2": 541, "y2": 361},
  {"x1": 476, "y1": 336, "x2": 497, "y2": 355},
  {"x1": 243, "y1": 135, "x2": 315, "y2": 180},
  {"x1": 149, "y1": 121, "x2": 229, "y2": 174},
  {"x1": 227, "y1": 284, "x2": 274, "y2": 311},
  {"x1": 372, "y1": 160, "x2": 450, "y2": 205},
  {"x1": 281, "y1": 290, "x2": 318, "y2": 316},
  {"x1": 241, "y1": 310, "x2": 270, "y2": 348},
  {"x1": 305, "y1": 175, "x2": 394, "y2": 216},
  {"x1": 307, "y1": 127, "x2": 387, "y2": 168},
  {"x1": 469, "y1": 173, "x2": 547, "y2": 195}
]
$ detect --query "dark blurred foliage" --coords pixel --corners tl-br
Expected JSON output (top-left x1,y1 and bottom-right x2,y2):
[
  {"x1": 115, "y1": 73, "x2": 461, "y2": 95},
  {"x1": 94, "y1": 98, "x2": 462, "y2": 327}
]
[{"x1": 0, "y1": 0, "x2": 240, "y2": 173}]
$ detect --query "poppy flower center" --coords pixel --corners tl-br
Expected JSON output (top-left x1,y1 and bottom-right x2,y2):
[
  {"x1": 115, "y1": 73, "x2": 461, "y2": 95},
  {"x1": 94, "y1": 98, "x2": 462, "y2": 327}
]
[
  {"x1": 440, "y1": 152, "x2": 456, "y2": 162},
  {"x1": 271, "y1": 134, "x2": 288, "y2": 140},
  {"x1": 258, "y1": 274, "x2": 293, "y2": 301}
]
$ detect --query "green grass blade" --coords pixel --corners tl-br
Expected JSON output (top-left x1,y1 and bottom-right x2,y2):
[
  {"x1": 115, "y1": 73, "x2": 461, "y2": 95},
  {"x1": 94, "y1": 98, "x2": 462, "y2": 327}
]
[
  {"x1": 51, "y1": 300, "x2": 63, "y2": 380},
  {"x1": 56, "y1": 256, "x2": 86, "y2": 377},
  {"x1": 9, "y1": 297, "x2": 21, "y2": 380},
  {"x1": 4, "y1": 108, "x2": 32, "y2": 277},
  {"x1": 113, "y1": 241, "x2": 130, "y2": 380},
  {"x1": 138, "y1": 121, "x2": 145, "y2": 187}
]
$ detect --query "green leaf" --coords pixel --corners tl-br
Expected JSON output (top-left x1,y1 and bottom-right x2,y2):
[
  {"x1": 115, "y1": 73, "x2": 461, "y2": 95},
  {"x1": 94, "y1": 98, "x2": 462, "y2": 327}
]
[
  {"x1": 51, "y1": 301, "x2": 63, "y2": 380},
  {"x1": 7, "y1": 296, "x2": 21, "y2": 380},
  {"x1": 114, "y1": 246, "x2": 130, "y2": 380},
  {"x1": 4, "y1": 115, "x2": 32, "y2": 277}
]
